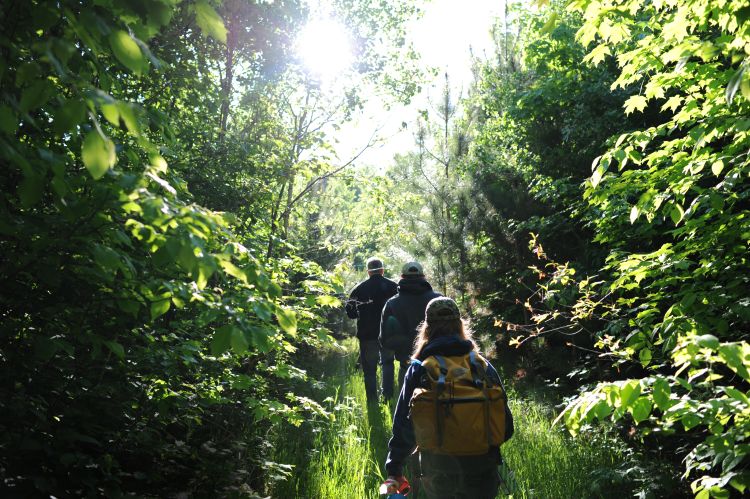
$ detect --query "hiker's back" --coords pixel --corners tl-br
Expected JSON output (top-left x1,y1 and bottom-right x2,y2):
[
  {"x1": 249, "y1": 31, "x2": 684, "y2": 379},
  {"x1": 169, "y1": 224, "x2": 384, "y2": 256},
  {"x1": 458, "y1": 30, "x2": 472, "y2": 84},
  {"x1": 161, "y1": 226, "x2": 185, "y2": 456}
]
[{"x1": 410, "y1": 352, "x2": 507, "y2": 456}]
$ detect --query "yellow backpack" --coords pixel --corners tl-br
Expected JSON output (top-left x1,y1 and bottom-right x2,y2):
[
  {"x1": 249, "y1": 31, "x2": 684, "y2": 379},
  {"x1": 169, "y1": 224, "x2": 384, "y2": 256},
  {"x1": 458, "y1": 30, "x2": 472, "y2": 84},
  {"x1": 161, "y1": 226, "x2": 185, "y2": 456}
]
[{"x1": 409, "y1": 351, "x2": 507, "y2": 455}]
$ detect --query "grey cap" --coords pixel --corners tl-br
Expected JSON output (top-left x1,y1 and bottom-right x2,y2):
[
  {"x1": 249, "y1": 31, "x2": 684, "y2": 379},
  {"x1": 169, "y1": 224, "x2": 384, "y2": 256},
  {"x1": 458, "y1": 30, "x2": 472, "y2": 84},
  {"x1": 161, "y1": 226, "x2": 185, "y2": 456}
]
[
  {"x1": 401, "y1": 261, "x2": 424, "y2": 277},
  {"x1": 366, "y1": 257, "x2": 384, "y2": 271},
  {"x1": 425, "y1": 297, "x2": 461, "y2": 323}
]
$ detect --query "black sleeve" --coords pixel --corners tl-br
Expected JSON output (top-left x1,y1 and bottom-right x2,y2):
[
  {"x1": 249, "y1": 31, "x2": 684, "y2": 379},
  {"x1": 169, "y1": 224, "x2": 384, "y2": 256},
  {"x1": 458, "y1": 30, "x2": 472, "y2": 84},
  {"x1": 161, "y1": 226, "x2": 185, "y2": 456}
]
[
  {"x1": 385, "y1": 363, "x2": 420, "y2": 476},
  {"x1": 345, "y1": 284, "x2": 361, "y2": 319}
]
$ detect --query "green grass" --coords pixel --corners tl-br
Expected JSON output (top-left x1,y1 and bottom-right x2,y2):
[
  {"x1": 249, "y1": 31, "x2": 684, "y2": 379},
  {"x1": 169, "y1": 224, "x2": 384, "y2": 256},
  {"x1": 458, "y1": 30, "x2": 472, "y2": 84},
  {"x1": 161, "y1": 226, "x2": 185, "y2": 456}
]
[
  {"x1": 270, "y1": 339, "x2": 391, "y2": 498},
  {"x1": 271, "y1": 340, "x2": 629, "y2": 498},
  {"x1": 501, "y1": 396, "x2": 624, "y2": 498}
]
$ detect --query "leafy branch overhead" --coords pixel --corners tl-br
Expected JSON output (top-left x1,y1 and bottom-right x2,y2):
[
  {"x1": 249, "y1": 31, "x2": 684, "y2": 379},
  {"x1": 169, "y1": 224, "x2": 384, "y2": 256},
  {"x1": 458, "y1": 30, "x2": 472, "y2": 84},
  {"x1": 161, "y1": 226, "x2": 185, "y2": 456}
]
[{"x1": 511, "y1": 0, "x2": 750, "y2": 496}]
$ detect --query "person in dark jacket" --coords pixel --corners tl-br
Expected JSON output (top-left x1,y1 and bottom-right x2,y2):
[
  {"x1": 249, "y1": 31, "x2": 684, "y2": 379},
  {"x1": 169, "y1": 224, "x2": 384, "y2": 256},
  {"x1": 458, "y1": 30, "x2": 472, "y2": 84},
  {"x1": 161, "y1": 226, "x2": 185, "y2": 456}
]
[
  {"x1": 384, "y1": 297, "x2": 514, "y2": 499},
  {"x1": 345, "y1": 257, "x2": 398, "y2": 403},
  {"x1": 379, "y1": 261, "x2": 441, "y2": 398}
]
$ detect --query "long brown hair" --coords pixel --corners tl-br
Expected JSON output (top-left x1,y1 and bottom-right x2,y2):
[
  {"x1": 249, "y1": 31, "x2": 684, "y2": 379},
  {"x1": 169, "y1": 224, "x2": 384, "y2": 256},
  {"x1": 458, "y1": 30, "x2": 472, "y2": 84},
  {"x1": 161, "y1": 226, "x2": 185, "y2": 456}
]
[{"x1": 411, "y1": 318, "x2": 478, "y2": 359}]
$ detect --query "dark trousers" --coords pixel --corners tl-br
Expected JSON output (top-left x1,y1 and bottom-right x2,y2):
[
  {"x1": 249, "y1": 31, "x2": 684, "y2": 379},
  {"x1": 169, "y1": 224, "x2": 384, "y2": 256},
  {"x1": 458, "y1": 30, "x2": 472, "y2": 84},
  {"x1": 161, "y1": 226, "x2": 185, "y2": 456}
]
[
  {"x1": 380, "y1": 348, "x2": 409, "y2": 399},
  {"x1": 359, "y1": 339, "x2": 382, "y2": 402},
  {"x1": 419, "y1": 453, "x2": 500, "y2": 499}
]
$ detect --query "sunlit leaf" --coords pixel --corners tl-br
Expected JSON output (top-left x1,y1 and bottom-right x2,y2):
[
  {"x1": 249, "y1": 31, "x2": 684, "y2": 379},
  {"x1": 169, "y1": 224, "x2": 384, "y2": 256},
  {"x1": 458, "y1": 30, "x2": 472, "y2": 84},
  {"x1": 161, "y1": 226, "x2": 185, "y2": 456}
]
[
  {"x1": 276, "y1": 307, "x2": 297, "y2": 336},
  {"x1": 81, "y1": 130, "x2": 116, "y2": 180},
  {"x1": 619, "y1": 380, "x2": 641, "y2": 409},
  {"x1": 109, "y1": 30, "x2": 147, "y2": 75},
  {"x1": 194, "y1": 1, "x2": 227, "y2": 43},
  {"x1": 652, "y1": 378, "x2": 671, "y2": 411},
  {"x1": 630, "y1": 397, "x2": 652, "y2": 423},
  {"x1": 540, "y1": 12, "x2": 559, "y2": 35},
  {"x1": 623, "y1": 95, "x2": 648, "y2": 115},
  {"x1": 726, "y1": 65, "x2": 746, "y2": 105}
]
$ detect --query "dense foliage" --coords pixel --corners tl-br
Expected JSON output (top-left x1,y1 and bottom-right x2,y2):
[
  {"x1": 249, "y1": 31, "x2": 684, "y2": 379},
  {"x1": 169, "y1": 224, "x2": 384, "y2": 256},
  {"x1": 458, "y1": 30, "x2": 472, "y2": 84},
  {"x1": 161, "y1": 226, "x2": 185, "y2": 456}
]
[
  {"x1": 549, "y1": 0, "x2": 750, "y2": 496},
  {"x1": 0, "y1": 0, "x2": 419, "y2": 495}
]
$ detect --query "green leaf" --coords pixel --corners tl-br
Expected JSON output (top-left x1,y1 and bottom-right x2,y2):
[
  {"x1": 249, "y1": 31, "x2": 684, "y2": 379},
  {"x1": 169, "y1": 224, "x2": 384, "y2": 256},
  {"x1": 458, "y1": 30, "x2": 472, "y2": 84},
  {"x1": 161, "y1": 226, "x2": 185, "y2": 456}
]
[
  {"x1": 592, "y1": 399, "x2": 612, "y2": 420},
  {"x1": 211, "y1": 325, "x2": 233, "y2": 355},
  {"x1": 0, "y1": 104, "x2": 18, "y2": 134},
  {"x1": 652, "y1": 378, "x2": 671, "y2": 411},
  {"x1": 630, "y1": 396, "x2": 652, "y2": 423},
  {"x1": 711, "y1": 160, "x2": 724, "y2": 176},
  {"x1": 624, "y1": 95, "x2": 648, "y2": 115},
  {"x1": 150, "y1": 297, "x2": 171, "y2": 320},
  {"x1": 719, "y1": 344, "x2": 750, "y2": 381},
  {"x1": 583, "y1": 43, "x2": 611, "y2": 65},
  {"x1": 230, "y1": 327, "x2": 249, "y2": 354},
  {"x1": 193, "y1": 256, "x2": 216, "y2": 289},
  {"x1": 249, "y1": 326, "x2": 274, "y2": 353},
  {"x1": 253, "y1": 301, "x2": 273, "y2": 321},
  {"x1": 730, "y1": 474, "x2": 749, "y2": 493},
  {"x1": 619, "y1": 380, "x2": 641, "y2": 409},
  {"x1": 104, "y1": 340, "x2": 125, "y2": 359},
  {"x1": 20, "y1": 79, "x2": 55, "y2": 113},
  {"x1": 277, "y1": 307, "x2": 297, "y2": 336},
  {"x1": 696, "y1": 334, "x2": 720, "y2": 350},
  {"x1": 670, "y1": 204, "x2": 684, "y2": 225},
  {"x1": 316, "y1": 295, "x2": 342, "y2": 307},
  {"x1": 639, "y1": 348, "x2": 652, "y2": 366},
  {"x1": 220, "y1": 260, "x2": 248, "y2": 283},
  {"x1": 117, "y1": 299, "x2": 140, "y2": 316},
  {"x1": 18, "y1": 173, "x2": 44, "y2": 208},
  {"x1": 726, "y1": 65, "x2": 745, "y2": 105},
  {"x1": 709, "y1": 487, "x2": 730, "y2": 499},
  {"x1": 109, "y1": 30, "x2": 147, "y2": 74},
  {"x1": 194, "y1": 1, "x2": 227, "y2": 43},
  {"x1": 116, "y1": 102, "x2": 140, "y2": 135},
  {"x1": 540, "y1": 12, "x2": 559, "y2": 35},
  {"x1": 682, "y1": 413, "x2": 701, "y2": 430},
  {"x1": 724, "y1": 387, "x2": 750, "y2": 406},
  {"x1": 53, "y1": 99, "x2": 86, "y2": 135},
  {"x1": 101, "y1": 103, "x2": 120, "y2": 126},
  {"x1": 91, "y1": 244, "x2": 121, "y2": 272},
  {"x1": 591, "y1": 165, "x2": 604, "y2": 187},
  {"x1": 81, "y1": 130, "x2": 116, "y2": 180}
]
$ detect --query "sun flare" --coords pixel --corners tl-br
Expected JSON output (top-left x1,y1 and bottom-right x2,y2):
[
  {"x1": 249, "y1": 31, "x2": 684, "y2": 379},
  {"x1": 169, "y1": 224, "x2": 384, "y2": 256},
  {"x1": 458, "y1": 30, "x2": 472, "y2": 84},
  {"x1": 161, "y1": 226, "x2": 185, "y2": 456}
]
[{"x1": 296, "y1": 19, "x2": 353, "y2": 80}]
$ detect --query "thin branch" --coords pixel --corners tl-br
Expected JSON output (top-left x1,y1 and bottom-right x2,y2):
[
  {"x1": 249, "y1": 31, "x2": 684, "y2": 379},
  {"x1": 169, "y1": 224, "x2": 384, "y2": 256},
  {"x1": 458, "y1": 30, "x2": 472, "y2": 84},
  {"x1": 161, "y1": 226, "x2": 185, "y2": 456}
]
[{"x1": 282, "y1": 126, "x2": 381, "y2": 215}]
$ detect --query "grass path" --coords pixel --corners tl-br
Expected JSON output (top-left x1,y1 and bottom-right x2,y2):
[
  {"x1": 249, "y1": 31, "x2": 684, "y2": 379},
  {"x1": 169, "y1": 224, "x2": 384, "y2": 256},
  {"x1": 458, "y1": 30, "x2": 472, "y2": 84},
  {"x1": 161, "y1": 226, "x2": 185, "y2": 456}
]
[{"x1": 271, "y1": 339, "x2": 627, "y2": 498}]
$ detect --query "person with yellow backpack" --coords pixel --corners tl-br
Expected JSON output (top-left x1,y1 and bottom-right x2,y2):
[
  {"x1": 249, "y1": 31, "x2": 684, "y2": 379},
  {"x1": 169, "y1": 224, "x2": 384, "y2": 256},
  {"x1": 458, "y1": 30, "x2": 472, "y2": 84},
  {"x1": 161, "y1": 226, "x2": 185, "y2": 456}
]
[{"x1": 383, "y1": 297, "x2": 514, "y2": 499}]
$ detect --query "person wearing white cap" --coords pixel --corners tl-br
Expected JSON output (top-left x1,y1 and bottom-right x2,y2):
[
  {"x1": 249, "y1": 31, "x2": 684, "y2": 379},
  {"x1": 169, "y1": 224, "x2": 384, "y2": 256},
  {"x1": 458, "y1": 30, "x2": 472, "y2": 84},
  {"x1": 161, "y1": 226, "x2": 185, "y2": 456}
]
[{"x1": 345, "y1": 257, "x2": 398, "y2": 403}]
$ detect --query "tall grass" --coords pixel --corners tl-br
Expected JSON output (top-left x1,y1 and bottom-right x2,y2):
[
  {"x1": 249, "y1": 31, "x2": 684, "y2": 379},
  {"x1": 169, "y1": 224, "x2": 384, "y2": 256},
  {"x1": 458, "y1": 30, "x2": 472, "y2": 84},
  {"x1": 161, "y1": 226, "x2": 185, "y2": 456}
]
[
  {"x1": 270, "y1": 340, "x2": 391, "y2": 498},
  {"x1": 271, "y1": 340, "x2": 628, "y2": 498},
  {"x1": 501, "y1": 395, "x2": 624, "y2": 498}
]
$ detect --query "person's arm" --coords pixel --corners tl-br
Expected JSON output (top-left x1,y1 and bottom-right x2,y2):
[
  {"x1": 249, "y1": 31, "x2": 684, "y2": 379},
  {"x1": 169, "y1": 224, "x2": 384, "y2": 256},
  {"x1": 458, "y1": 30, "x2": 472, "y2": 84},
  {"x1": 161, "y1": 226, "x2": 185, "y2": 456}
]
[
  {"x1": 345, "y1": 284, "x2": 361, "y2": 319},
  {"x1": 385, "y1": 363, "x2": 421, "y2": 476},
  {"x1": 486, "y1": 362, "x2": 514, "y2": 441},
  {"x1": 379, "y1": 300, "x2": 397, "y2": 348}
]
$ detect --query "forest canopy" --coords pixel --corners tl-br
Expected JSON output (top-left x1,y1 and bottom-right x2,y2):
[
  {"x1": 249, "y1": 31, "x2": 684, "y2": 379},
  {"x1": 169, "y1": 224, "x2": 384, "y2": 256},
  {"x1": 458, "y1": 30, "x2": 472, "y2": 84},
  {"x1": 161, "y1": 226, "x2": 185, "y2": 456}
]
[{"x1": 1, "y1": 0, "x2": 748, "y2": 497}]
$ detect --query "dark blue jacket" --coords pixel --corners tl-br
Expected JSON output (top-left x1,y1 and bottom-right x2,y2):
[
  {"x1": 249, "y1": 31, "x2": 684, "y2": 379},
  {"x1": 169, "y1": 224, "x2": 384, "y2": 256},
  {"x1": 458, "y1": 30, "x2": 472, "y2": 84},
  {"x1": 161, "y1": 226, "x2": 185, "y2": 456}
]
[
  {"x1": 345, "y1": 274, "x2": 398, "y2": 341},
  {"x1": 384, "y1": 336, "x2": 514, "y2": 477},
  {"x1": 379, "y1": 277, "x2": 441, "y2": 358}
]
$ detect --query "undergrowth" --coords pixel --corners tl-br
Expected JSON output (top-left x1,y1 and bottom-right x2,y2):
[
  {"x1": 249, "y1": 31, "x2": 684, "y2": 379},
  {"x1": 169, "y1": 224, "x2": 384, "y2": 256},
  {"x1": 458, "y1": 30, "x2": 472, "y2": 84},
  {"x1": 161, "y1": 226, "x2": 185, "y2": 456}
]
[{"x1": 270, "y1": 339, "x2": 681, "y2": 498}]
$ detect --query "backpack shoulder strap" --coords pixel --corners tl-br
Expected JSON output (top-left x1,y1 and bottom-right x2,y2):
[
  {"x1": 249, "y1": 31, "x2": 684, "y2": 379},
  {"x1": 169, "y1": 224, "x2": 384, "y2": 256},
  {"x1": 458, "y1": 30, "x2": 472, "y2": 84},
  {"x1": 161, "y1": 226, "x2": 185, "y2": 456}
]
[
  {"x1": 468, "y1": 351, "x2": 485, "y2": 387},
  {"x1": 434, "y1": 355, "x2": 448, "y2": 394}
]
